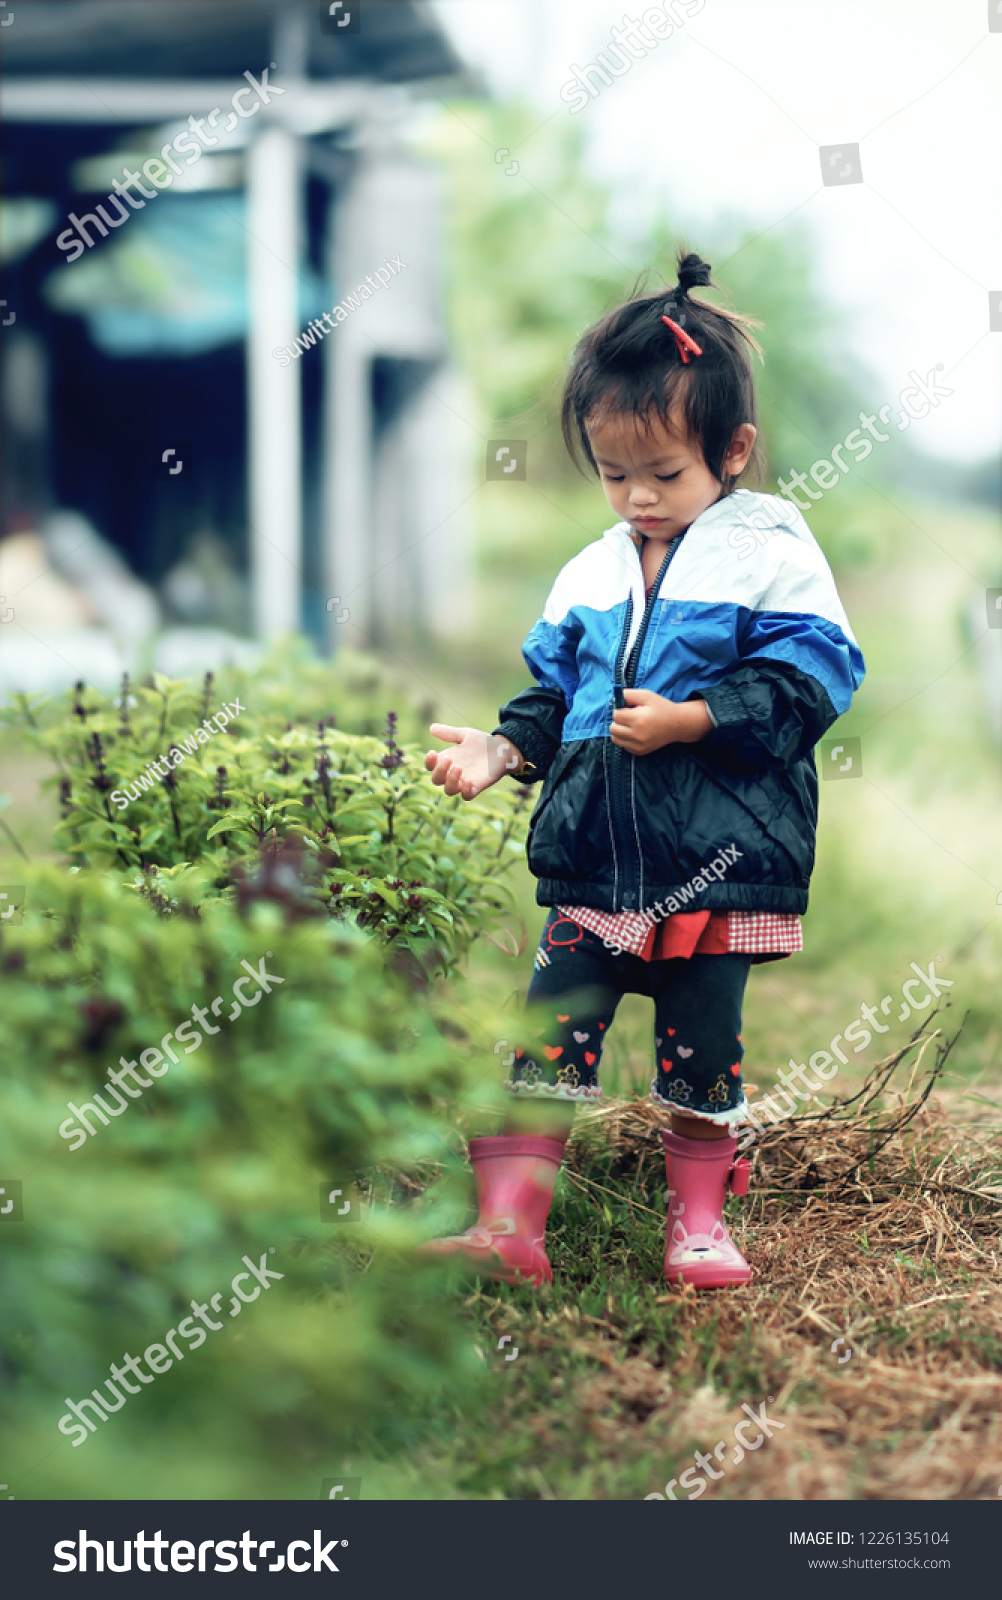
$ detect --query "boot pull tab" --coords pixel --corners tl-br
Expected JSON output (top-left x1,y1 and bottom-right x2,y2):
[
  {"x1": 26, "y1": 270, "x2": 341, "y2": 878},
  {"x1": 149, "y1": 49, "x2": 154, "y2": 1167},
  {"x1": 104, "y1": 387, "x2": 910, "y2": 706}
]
[{"x1": 728, "y1": 1159, "x2": 751, "y2": 1197}]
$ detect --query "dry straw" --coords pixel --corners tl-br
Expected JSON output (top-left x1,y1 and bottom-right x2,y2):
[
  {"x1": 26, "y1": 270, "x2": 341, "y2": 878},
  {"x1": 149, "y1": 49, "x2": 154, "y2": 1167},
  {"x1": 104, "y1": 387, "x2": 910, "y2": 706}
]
[{"x1": 554, "y1": 1012, "x2": 1002, "y2": 1499}]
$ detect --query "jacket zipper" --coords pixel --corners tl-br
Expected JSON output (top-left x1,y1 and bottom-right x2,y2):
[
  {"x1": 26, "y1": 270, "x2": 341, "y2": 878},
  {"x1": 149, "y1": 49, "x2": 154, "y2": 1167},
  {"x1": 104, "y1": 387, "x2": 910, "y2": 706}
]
[
  {"x1": 612, "y1": 592, "x2": 634, "y2": 713},
  {"x1": 609, "y1": 534, "x2": 683, "y2": 909},
  {"x1": 626, "y1": 537, "x2": 680, "y2": 689}
]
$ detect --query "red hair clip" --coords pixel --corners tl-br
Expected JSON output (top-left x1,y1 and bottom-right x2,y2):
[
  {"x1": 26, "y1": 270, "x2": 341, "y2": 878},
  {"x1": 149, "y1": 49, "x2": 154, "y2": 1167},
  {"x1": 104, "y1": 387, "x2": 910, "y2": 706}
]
[{"x1": 662, "y1": 314, "x2": 703, "y2": 364}]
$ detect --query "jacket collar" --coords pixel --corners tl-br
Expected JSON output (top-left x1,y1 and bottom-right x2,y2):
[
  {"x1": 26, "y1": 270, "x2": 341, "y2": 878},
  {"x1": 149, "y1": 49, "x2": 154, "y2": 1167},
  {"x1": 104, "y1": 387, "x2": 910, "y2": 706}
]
[{"x1": 601, "y1": 489, "x2": 811, "y2": 553}]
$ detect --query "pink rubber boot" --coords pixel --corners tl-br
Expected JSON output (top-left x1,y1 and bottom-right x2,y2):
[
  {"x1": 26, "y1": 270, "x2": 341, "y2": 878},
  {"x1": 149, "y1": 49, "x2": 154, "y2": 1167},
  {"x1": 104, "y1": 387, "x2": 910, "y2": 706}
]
[
  {"x1": 662, "y1": 1128, "x2": 751, "y2": 1289},
  {"x1": 419, "y1": 1135, "x2": 563, "y2": 1287}
]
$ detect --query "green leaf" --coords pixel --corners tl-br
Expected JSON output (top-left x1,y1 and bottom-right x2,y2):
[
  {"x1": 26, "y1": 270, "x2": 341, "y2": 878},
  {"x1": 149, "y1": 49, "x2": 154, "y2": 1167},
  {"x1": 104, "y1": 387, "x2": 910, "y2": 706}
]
[
  {"x1": 370, "y1": 883, "x2": 400, "y2": 909},
  {"x1": 206, "y1": 817, "x2": 244, "y2": 840}
]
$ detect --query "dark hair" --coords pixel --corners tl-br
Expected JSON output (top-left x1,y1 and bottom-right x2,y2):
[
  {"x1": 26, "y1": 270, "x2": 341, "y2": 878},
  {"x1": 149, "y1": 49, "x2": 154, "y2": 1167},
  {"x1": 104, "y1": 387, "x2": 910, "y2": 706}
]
[{"x1": 560, "y1": 249, "x2": 764, "y2": 491}]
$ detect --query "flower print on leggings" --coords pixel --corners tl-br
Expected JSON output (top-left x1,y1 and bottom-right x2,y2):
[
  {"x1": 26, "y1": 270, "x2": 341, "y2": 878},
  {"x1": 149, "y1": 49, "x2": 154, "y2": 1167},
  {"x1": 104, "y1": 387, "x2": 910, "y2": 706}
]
[{"x1": 664, "y1": 1078, "x2": 693, "y2": 1104}]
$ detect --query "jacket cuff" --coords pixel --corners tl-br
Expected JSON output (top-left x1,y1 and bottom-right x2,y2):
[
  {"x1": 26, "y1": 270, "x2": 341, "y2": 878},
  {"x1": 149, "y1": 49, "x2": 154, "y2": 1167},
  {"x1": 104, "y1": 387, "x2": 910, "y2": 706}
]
[
  {"x1": 492, "y1": 719, "x2": 555, "y2": 782},
  {"x1": 690, "y1": 693, "x2": 718, "y2": 729},
  {"x1": 700, "y1": 682, "x2": 746, "y2": 731}
]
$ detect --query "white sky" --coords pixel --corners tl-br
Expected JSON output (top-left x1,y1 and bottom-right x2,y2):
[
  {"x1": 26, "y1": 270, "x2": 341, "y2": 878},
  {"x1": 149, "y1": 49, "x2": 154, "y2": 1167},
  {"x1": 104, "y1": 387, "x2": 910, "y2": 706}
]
[{"x1": 429, "y1": 0, "x2": 1002, "y2": 465}]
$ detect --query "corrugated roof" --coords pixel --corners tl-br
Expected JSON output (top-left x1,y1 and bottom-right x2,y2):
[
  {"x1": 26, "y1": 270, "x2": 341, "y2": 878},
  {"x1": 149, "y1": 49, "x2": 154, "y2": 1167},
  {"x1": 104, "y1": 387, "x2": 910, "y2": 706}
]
[{"x1": 1, "y1": 0, "x2": 465, "y2": 84}]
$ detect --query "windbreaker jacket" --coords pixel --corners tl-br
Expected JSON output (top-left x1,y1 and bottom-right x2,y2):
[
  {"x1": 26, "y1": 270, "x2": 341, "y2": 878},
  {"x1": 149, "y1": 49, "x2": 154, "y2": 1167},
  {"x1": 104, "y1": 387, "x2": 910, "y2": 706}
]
[{"x1": 493, "y1": 489, "x2": 865, "y2": 916}]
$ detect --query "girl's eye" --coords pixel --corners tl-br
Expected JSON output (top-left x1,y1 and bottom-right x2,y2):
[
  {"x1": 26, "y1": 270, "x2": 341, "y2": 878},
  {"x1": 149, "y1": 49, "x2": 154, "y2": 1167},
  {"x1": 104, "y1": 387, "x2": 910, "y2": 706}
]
[
  {"x1": 656, "y1": 471, "x2": 682, "y2": 482},
  {"x1": 602, "y1": 473, "x2": 626, "y2": 482}
]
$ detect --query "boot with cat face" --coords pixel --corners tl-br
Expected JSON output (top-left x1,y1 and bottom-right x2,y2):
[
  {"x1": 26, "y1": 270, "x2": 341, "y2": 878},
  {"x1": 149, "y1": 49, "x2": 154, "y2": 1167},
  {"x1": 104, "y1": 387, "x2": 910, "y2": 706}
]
[{"x1": 662, "y1": 1128, "x2": 751, "y2": 1289}]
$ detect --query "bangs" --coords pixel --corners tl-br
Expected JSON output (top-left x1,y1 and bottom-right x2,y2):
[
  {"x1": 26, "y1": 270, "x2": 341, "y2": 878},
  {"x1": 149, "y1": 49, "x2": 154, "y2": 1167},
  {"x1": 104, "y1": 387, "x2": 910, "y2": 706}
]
[{"x1": 578, "y1": 366, "x2": 697, "y2": 452}]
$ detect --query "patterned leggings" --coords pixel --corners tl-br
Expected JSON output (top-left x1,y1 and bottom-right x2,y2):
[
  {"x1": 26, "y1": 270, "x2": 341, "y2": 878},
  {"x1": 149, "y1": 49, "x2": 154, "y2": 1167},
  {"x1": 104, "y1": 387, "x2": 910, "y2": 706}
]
[{"x1": 510, "y1": 910, "x2": 751, "y2": 1124}]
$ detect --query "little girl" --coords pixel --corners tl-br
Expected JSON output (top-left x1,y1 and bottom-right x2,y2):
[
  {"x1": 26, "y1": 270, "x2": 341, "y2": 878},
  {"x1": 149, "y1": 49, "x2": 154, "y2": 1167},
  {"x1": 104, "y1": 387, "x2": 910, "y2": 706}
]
[{"x1": 423, "y1": 252, "x2": 864, "y2": 1291}]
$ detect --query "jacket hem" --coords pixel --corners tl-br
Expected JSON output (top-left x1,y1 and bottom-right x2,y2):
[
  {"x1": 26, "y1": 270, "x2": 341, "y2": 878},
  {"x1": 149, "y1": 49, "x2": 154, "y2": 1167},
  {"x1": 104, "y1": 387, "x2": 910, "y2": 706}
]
[{"x1": 533, "y1": 880, "x2": 809, "y2": 915}]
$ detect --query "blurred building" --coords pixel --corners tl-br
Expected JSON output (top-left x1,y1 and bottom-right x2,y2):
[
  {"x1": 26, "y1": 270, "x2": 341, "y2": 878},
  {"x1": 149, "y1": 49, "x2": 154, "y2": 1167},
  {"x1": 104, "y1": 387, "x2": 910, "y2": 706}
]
[{"x1": 1, "y1": 0, "x2": 476, "y2": 692}]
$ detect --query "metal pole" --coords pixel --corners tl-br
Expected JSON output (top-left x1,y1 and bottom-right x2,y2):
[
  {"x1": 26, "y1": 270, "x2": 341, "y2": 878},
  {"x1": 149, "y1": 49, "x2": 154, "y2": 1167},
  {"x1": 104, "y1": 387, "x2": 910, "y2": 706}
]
[{"x1": 246, "y1": 124, "x2": 301, "y2": 639}]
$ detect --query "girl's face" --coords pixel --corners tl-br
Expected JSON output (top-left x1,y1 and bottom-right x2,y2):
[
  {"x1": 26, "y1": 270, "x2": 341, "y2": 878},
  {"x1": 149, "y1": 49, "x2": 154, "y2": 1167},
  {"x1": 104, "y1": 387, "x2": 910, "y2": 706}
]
[{"x1": 586, "y1": 408, "x2": 756, "y2": 542}]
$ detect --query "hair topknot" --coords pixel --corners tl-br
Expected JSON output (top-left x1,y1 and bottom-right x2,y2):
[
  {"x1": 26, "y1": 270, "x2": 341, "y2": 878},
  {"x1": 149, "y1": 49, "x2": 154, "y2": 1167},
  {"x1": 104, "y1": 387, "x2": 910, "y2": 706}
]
[
  {"x1": 673, "y1": 252, "x2": 713, "y2": 295},
  {"x1": 560, "y1": 245, "x2": 764, "y2": 490}
]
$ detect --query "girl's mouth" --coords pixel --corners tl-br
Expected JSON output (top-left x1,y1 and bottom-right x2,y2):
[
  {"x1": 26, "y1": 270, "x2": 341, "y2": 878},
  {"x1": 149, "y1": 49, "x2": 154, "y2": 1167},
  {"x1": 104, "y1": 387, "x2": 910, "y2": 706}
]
[{"x1": 633, "y1": 516, "x2": 667, "y2": 528}]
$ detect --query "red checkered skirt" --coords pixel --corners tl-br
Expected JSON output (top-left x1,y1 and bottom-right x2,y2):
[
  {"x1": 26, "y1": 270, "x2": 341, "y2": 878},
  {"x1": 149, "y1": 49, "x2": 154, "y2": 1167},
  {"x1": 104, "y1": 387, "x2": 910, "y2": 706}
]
[{"x1": 555, "y1": 905, "x2": 802, "y2": 960}]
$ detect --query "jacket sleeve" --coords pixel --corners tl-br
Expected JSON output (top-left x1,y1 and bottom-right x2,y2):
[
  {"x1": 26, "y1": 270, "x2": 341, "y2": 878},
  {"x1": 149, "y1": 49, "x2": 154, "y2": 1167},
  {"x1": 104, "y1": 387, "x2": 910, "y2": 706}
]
[
  {"x1": 697, "y1": 658, "x2": 840, "y2": 771},
  {"x1": 494, "y1": 686, "x2": 568, "y2": 783},
  {"x1": 698, "y1": 540, "x2": 865, "y2": 770},
  {"x1": 492, "y1": 607, "x2": 581, "y2": 783}
]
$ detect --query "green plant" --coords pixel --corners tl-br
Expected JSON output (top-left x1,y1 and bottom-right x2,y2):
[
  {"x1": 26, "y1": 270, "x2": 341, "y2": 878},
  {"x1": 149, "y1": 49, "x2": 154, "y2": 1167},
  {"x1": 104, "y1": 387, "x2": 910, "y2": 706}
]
[
  {"x1": 0, "y1": 856, "x2": 495, "y2": 1499},
  {"x1": 0, "y1": 650, "x2": 532, "y2": 1498},
  {"x1": 4, "y1": 660, "x2": 532, "y2": 978}
]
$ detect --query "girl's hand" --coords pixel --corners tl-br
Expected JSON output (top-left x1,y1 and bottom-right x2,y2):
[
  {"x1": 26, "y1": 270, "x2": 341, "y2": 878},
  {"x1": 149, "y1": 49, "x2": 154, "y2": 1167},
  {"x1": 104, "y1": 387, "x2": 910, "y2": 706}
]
[
  {"x1": 424, "y1": 724, "x2": 523, "y2": 802},
  {"x1": 610, "y1": 690, "x2": 711, "y2": 755}
]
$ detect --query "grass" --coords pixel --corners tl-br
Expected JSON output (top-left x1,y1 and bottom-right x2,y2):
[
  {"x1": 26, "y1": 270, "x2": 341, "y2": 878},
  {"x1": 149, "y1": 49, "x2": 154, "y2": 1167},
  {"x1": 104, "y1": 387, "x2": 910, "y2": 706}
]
[{"x1": 349, "y1": 1016, "x2": 1002, "y2": 1500}]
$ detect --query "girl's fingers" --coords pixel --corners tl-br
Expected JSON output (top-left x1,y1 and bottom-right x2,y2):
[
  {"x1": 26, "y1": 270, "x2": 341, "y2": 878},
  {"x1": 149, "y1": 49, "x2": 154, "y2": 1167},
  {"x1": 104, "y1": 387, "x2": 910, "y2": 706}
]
[
  {"x1": 429, "y1": 722, "x2": 464, "y2": 744},
  {"x1": 427, "y1": 752, "x2": 487, "y2": 798}
]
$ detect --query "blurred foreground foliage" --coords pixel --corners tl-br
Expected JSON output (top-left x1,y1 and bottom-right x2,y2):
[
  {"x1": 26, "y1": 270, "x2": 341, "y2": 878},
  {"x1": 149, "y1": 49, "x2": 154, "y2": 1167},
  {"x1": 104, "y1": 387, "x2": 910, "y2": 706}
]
[{"x1": 0, "y1": 648, "x2": 528, "y2": 1498}]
